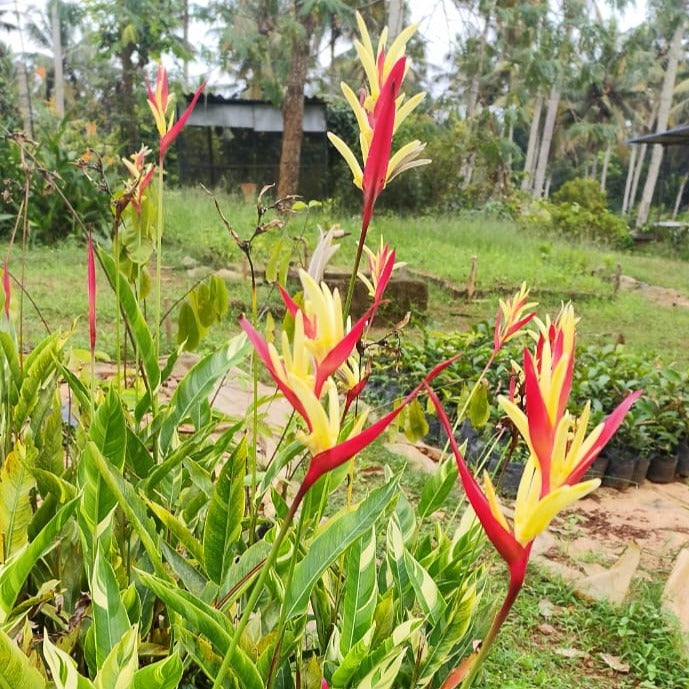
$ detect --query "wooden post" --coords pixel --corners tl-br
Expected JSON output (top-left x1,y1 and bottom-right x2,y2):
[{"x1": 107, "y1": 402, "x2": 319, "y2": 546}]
[{"x1": 466, "y1": 256, "x2": 478, "y2": 301}]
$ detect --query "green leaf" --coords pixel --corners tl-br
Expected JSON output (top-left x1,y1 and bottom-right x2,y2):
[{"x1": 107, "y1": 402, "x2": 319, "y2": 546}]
[
  {"x1": 0, "y1": 628, "x2": 46, "y2": 689},
  {"x1": 418, "y1": 455, "x2": 459, "y2": 520},
  {"x1": 132, "y1": 653, "x2": 183, "y2": 689},
  {"x1": 158, "y1": 335, "x2": 248, "y2": 453},
  {"x1": 0, "y1": 441, "x2": 36, "y2": 561},
  {"x1": 146, "y1": 500, "x2": 204, "y2": 564},
  {"x1": 13, "y1": 334, "x2": 61, "y2": 430},
  {"x1": 85, "y1": 441, "x2": 168, "y2": 581},
  {"x1": 136, "y1": 571, "x2": 263, "y2": 689},
  {"x1": 218, "y1": 538, "x2": 271, "y2": 606},
  {"x1": 358, "y1": 650, "x2": 406, "y2": 689},
  {"x1": 0, "y1": 497, "x2": 78, "y2": 622},
  {"x1": 403, "y1": 398, "x2": 429, "y2": 443},
  {"x1": 93, "y1": 625, "x2": 139, "y2": 689},
  {"x1": 418, "y1": 588, "x2": 479, "y2": 687},
  {"x1": 285, "y1": 476, "x2": 400, "y2": 619},
  {"x1": 403, "y1": 549, "x2": 447, "y2": 625},
  {"x1": 91, "y1": 545, "x2": 131, "y2": 669},
  {"x1": 467, "y1": 383, "x2": 490, "y2": 428},
  {"x1": 204, "y1": 438, "x2": 247, "y2": 584},
  {"x1": 340, "y1": 526, "x2": 377, "y2": 656},
  {"x1": 42, "y1": 631, "x2": 94, "y2": 689},
  {"x1": 98, "y1": 247, "x2": 160, "y2": 392},
  {"x1": 177, "y1": 301, "x2": 201, "y2": 351},
  {"x1": 79, "y1": 391, "x2": 127, "y2": 564},
  {"x1": 331, "y1": 626, "x2": 375, "y2": 686}
]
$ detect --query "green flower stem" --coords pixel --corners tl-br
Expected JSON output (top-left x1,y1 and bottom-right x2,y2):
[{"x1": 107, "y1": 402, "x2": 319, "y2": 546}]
[
  {"x1": 459, "y1": 571, "x2": 524, "y2": 689},
  {"x1": 248, "y1": 282, "x2": 259, "y2": 542},
  {"x1": 343, "y1": 223, "x2": 368, "y2": 323},
  {"x1": 113, "y1": 229, "x2": 122, "y2": 386},
  {"x1": 265, "y1": 499, "x2": 307, "y2": 689},
  {"x1": 155, "y1": 162, "x2": 164, "y2": 375},
  {"x1": 212, "y1": 486, "x2": 305, "y2": 689}
]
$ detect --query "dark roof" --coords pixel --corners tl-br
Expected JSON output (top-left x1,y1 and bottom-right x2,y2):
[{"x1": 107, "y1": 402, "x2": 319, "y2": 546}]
[
  {"x1": 628, "y1": 124, "x2": 689, "y2": 146},
  {"x1": 184, "y1": 92, "x2": 327, "y2": 106}
]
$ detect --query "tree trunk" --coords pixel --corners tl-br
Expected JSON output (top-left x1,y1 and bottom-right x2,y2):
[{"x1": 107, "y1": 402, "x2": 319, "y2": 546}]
[
  {"x1": 51, "y1": 0, "x2": 64, "y2": 117},
  {"x1": 532, "y1": 84, "x2": 560, "y2": 198},
  {"x1": 467, "y1": 5, "x2": 493, "y2": 119},
  {"x1": 387, "y1": 0, "x2": 404, "y2": 37},
  {"x1": 521, "y1": 92, "x2": 543, "y2": 192},
  {"x1": 278, "y1": 20, "x2": 312, "y2": 198},
  {"x1": 636, "y1": 20, "x2": 685, "y2": 228},
  {"x1": 622, "y1": 144, "x2": 637, "y2": 214},
  {"x1": 673, "y1": 173, "x2": 688, "y2": 219},
  {"x1": 600, "y1": 145, "x2": 611, "y2": 193},
  {"x1": 119, "y1": 40, "x2": 139, "y2": 154}
]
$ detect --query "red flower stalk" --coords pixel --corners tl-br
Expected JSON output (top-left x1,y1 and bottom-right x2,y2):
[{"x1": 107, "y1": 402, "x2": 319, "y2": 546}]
[
  {"x1": 361, "y1": 57, "x2": 405, "y2": 233},
  {"x1": 87, "y1": 234, "x2": 96, "y2": 353},
  {"x1": 146, "y1": 63, "x2": 206, "y2": 162},
  {"x1": 2, "y1": 259, "x2": 9, "y2": 320}
]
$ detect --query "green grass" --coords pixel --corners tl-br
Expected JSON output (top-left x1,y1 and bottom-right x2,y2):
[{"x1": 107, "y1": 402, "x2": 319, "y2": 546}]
[
  {"x1": 479, "y1": 572, "x2": 689, "y2": 689},
  {"x1": 6, "y1": 188, "x2": 689, "y2": 367}
]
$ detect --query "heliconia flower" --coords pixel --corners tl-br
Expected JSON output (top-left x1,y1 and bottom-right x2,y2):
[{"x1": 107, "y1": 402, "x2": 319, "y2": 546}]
[
  {"x1": 146, "y1": 63, "x2": 206, "y2": 161},
  {"x1": 2, "y1": 259, "x2": 10, "y2": 320},
  {"x1": 327, "y1": 14, "x2": 430, "y2": 233},
  {"x1": 122, "y1": 145, "x2": 155, "y2": 212},
  {"x1": 276, "y1": 270, "x2": 375, "y2": 396},
  {"x1": 358, "y1": 237, "x2": 404, "y2": 303},
  {"x1": 499, "y1": 305, "x2": 641, "y2": 494},
  {"x1": 322, "y1": 680, "x2": 329, "y2": 689},
  {"x1": 493, "y1": 282, "x2": 537, "y2": 354},
  {"x1": 293, "y1": 356, "x2": 458, "y2": 502},
  {"x1": 87, "y1": 234, "x2": 96, "y2": 353}
]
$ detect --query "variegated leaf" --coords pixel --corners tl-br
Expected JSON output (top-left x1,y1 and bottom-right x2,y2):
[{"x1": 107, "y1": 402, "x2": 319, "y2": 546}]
[
  {"x1": 203, "y1": 438, "x2": 246, "y2": 585},
  {"x1": 340, "y1": 526, "x2": 377, "y2": 656},
  {"x1": 0, "y1": 628, "x2": 46, "y2": 689},
  {"x1": 91, "y1": 545, "x2": 130, "y2": 669},
  {"x1": 132, "y1": 652, "x2": 183, "y2": 689},
  {"x1": 0, "y1": 441, "x2": 36, "y2": 561},
  {"x1": 93, "y1": 625, "x2": 138, "y2": 689}
]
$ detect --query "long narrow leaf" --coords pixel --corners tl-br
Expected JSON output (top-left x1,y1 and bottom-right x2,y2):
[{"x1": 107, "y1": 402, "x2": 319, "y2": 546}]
[
  {"x1": 340, "y1": 526, "x2": 377, "y2": 656},
  {"x1": 0, "y1": 628, "x2": 46, "y2": 689},
  {"x1": 91, "y1": 546, "x2": 131, "y2": 669},
  {"x1": 0, "y1": 442, "x2": 36, "y2": 561},
  {"x1": 158, "y1": 335, "x2": 248, "y2": 452},
  {"x1": 285, "y1": 476, "x2": 400, "y2": 619},
  {"x1": 203, "y1": 438, "x2": 246, "y2": 584},
  {"x1": 132, "y1": 653, "x2": 183, "y2": 689},
  {"x1": 97, "y1": 248, "x2": 160, "y2": 392},
  {"x1": 85, "y1": 441, "x2": 168, "y2": 581},
  {"x1": 93, "y1": 625, "x2": 138, "y2": 689},
  {"x1": 136, "y1": 571, "x2": 263, "y2": 689},
  {"x1": 0, "y1": 497, "x2": 78, "y2": 622}
]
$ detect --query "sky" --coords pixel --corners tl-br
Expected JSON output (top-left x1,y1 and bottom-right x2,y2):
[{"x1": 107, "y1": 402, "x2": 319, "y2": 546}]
[{"x1": 2, "y1": 0, "x2": 647, "y2": 90}]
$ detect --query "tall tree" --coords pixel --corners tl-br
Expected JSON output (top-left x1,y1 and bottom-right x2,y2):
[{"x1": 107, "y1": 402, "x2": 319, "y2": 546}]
[
  {"x1": 85, "y1": 0, "x2": 190, "y2": 152},
  {"x1": 636, "y1": 4, "x2": 687, "y2": 227}
]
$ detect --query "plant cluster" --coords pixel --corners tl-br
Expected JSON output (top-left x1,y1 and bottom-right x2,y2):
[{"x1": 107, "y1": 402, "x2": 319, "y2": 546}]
[
  {"x1": 0, "y1": 15, "x2": 645, "y2": 689},
  {"x1": 518, "y1": 178, "x2": 631, "y2": 247}
]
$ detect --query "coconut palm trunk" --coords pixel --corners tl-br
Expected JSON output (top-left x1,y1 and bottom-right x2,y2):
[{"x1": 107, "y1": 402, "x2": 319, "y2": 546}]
[
  {"x1": 532, "y1": 84, "x2": 560, "y2": 198},
  {"x1": 636, "y1": 20, "x2": 685, "y2": 228},
  {"x1": 521, "y1": 92, "x2": 543, "y2": 192}
]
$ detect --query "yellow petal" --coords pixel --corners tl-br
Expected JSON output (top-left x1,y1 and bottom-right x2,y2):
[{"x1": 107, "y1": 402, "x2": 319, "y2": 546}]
[
  {"x1": 516, "y1": 479, "x2": 600, "y2": 545},
  {"x1": 383, "y1": 22, "x2": 418, "y2": 77},
  {"x1": 327, "y1": 133, "x2": 363, "y2": 189},
  {"x1": 354, "y1": 38, "x2": 380, "y2": 98},
  {"x1": 482, "y1": 471, "x2": 511, "y2": 533},
  {"x1": 341, "y1": 82, "x2": 372, "y2": 138}
]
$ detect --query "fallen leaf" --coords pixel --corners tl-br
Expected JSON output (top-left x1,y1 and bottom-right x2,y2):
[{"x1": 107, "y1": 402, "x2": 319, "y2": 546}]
[
  {"x1": 539, "y1": 598, "x2": 555, "y2": 618},
  {"x1": 599, "y1": 653, "x2": 630, "y2": 673},
  {"x1": 538, "y1": 623, "x2": 556, "y2": 635},
  {"x1": 554, "y1": 647, "x2": 589, "y2": 659}
]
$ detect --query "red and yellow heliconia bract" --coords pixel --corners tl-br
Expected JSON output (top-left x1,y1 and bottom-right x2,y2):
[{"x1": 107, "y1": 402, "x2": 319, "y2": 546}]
[
  {"x1": 493, "y1": 282, "x2": 537, "y2": 354},
  {"x1": 327, "y1": 12, "x2": 430, "y2": 232},
  {"x1": 122, "y1": 145, "x2": 155, "y2": 213},
  {"x1": 429, "y1": 303, "x2": 640, "y2": 590},
  {"x1": 146, "y1": 63, "x2": 206, "y2": 162},
  {"x1": 240, "y1": 268, "x2": 455, "y2": 503}
]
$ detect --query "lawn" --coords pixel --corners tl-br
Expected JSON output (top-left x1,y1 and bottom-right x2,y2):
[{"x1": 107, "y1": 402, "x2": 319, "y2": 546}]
[{"x1": 7, "y1": 188, "x2": 689, "y2": 365}]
